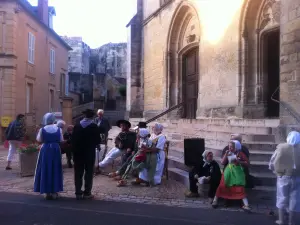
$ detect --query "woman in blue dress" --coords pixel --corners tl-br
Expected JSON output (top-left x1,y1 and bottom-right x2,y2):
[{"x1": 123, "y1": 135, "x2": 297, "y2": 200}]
[{"x1": 34, "y1": 113, "x2": 64, "y2": 200}]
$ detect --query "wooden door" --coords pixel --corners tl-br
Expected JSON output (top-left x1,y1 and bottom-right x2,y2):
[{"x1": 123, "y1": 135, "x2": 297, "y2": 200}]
[{"x1": 182, "y1": 48, "x2": 199, "y2": 119}]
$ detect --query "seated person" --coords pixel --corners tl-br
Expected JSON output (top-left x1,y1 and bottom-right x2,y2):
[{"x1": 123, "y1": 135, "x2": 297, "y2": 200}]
[
  {"x1": 185, "y1": 150, "x2": 221, "y2": 203},
  {"x1": 99, "y1": 120, "x2": 136, "y2": 171},
  {"x1": 132, "y1": 123, "x2": 166, "y2": 186},
  {"x1": 212, "y1": 140, "x2": 251, "y2": 212},
  {"x1": 117, "y1": 128, "x2": 154, "y2": 186},
  {"x1": 222, "y1": 134, "x2": 253, "y2": 189}
]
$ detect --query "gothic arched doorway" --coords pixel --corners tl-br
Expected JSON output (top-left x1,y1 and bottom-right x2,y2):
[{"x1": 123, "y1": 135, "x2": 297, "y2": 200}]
[
  {"x1": 166, "y1": 2, "x2": 201, "y2": 119},
  {"x1": 240, "y1": 0, "x2": 280, "y2": 118},
  {"x1": 182, "y1": 47, "x2": 199, "y2": 119}
]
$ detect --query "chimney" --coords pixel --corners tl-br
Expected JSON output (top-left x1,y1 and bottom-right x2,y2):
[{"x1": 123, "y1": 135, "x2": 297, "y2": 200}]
[{"x1": 38, "y1": 0, "x2": 49, "y2": 26}]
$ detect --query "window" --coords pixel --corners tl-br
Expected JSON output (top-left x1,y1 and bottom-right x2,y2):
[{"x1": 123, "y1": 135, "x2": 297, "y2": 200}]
[
  {"x1": 60, "y1": 73, "x2": 65, "y2": 96},
  {"x1": 49, "y1": 14, "x2": 53, "y2": 29},
  {"x1": 28, "y1": 32, "x2": 35, "y2": 64},
  {"x1": 26, "y1": 83, "x2": 33, "y2": 113},
  {"x1": 50, "y1": 48, "x2": 55, "y2": 74},
  {"x1": 49, "y1": 89, "x2": 54, "y2": 112},
  {"x1": 65, "y1": 73, "x2": 69, "y2": 96}
]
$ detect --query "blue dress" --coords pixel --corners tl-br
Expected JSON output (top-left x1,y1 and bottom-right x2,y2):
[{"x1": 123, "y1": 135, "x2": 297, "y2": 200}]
[{"x1": 34, "y1": 128, "x2": 63, "y2": 194}]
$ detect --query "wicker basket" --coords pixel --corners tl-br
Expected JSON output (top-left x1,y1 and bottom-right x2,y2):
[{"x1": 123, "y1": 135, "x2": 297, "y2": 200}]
[
  {"x1": 19, "y1": 151, "x2": 39, "y2": 177},
  {"x1": 198, "y1": 183, "x2": 210, "y2": 197}
]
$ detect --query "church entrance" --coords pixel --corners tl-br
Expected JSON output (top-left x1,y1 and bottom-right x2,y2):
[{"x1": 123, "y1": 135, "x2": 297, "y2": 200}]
[
  {"x1": 182, "y1": 47, "x2": 199, "y2": 119},
  {"x1": 262, "y1": 29, "x2": 280, "y2": 118}
]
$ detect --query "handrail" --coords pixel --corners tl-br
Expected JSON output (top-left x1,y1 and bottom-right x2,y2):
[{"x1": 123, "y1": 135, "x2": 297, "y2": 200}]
[
  {"x1": 271, "y1": 87, "x2": 300, "y2": 123},
  {"x1": 145, "y1": 102, "x2": 185, "y2": 124}
]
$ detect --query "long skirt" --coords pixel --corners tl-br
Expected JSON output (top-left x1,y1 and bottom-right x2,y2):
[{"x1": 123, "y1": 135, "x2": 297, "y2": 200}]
[
  {"x1": 34, "y1": 143, "x2": 63, "y2": 194},
  {"x1": 276, "y1": 175, "x2": 300, "y2": 212},
  {"x1": 215, "y1": 175, "x2": 246, "y2": 200},
  {"x1": 139, "y1": 150, "x2": 165, "y2": 185}
]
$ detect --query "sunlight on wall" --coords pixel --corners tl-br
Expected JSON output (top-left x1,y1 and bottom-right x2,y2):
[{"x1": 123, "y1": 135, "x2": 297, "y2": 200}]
[{"x1": 195, "y1": 0, "x2": 244, "y2": 45}]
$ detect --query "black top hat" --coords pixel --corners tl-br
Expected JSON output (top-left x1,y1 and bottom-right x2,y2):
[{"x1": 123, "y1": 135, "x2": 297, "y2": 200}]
[
  {"x1": 137, "y1": 122, "x2": 147, "y2": 128},
  {"x1": 82, "y1": 109, "x2": 95, "y2": 118},
  {"x1": 116, "y1": 119, "x2": 131, "y2": 128}
]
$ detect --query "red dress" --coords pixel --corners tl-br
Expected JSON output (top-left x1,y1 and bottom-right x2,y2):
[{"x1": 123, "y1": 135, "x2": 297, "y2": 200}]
[{"x1": 215, "y1": 151, "x2": 248, "y2": 200}]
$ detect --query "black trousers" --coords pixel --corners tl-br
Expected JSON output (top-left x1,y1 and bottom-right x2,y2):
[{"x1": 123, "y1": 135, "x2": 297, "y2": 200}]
[
  {"x1": 73, "y1": 152, "x2": 95, "y2": 196},
  {"x1": 188, "y1": 165, "x2": 219, "y2": 198},
  {"x1": 189, "y1": 166, "x2": 202, "y2": 193}
]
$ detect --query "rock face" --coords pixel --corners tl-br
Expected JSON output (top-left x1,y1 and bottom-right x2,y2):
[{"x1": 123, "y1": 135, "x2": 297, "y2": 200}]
[
  {"x1": 90, "y1": 43, "x2": 127, "y2": 78},
  {"x1": 61, "y1": 36, "x2": 91, "y2": 74}
]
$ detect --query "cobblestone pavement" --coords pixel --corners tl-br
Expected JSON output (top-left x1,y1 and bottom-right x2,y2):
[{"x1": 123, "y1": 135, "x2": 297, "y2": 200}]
[{"x1": 0, "y1": 146, "x2": 276, "y2": 215}]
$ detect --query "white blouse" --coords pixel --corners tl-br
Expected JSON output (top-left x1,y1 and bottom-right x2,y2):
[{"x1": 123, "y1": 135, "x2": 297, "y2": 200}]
[{"x1": 36, "y1": 124, "x2": 64, "y2": 143}]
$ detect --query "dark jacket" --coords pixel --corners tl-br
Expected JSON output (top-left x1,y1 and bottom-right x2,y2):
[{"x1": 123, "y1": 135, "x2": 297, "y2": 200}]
[
  {"x1": 94, "y1": 117, "x2": 111, "y2": 135},
  {"x1": 72, "y1": 121, "x2": 100, "y2": 155},
  {"x1": 5, "y1": 120, "x2": 26, "y2": 141}
]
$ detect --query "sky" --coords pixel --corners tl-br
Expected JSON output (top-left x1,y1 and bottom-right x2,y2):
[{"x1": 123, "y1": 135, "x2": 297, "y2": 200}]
[{"x1": 28, "y1": 0, "x2": 137, "y2": 48}]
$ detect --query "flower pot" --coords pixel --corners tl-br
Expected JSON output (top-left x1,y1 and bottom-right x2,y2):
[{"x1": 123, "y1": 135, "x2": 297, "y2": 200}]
[{"x1": 19, "y1": 151, "x2": 39, "y2": 177}]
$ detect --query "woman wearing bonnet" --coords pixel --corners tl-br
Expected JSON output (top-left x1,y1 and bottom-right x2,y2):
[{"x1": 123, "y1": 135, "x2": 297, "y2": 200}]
[
  {"x1": 212, "y1": 140, "x2": 251, "y2": 211},
  {"x1": 34, "y1": 113, "x2": 64, "y2": 200},
  {"x1": 269, "y1": 131, "x2": 300, "y2": 225}
]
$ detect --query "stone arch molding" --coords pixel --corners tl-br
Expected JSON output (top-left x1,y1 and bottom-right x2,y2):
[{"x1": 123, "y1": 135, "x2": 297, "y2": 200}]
[
  {"x1": 239, "y1": 0, "x2": 280, "y2": 118},
  {"x1": 165, "y1": 1, "x2": 201, "y2": 116}
]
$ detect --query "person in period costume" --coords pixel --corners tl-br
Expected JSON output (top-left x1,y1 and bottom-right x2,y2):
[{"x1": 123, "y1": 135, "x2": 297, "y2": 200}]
[
  {"x1": 269, "y1": 131, "x2": 300, "y2": 225},
  {"x1": 72, "y1": 109, "x2": 100, "y2": 200},
  {"x1": 34, "y1": 113, "x2": 64, "y2": 200},
  {"x1": 212, "y1": 140, "x2": 251, "y2": 211},
  {"x1": 61, "y1": 125, "x2": 74, "y2": 168},
  {"x1": 5, "y1": 114, "x2": 26, "y2": 170},
  {"x1": 117, "y1": 128, "x2": 154, "y2": 186},
  {"x1": 56, "y1": 120, "x2": 66, "y2": 130},
  {"x1": 108, "y1": 122, "x2": 146, "y2": 180},
  {"x1": 132, "y1": 123, "x2": 167, "y2": 186},
  {"x1": 222, "y1": 134, "x2": 254, "y2": 189},
  {"x1": 99, "y1": 120, "x2": 136, "y2": 174},
  {"x1": 186, "y1": 150, "x2": 222, "y2": 203}
]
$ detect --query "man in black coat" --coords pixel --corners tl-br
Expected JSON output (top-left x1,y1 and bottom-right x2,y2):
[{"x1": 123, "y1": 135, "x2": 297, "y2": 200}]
[{"x1": 72, "y1": 109, "x2": 100, "y2": 200}]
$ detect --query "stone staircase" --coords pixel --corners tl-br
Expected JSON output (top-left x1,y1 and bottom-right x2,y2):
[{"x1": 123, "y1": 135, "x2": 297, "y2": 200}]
[{"x1": 130, "y1": 118, "x2": 280, "y2": 193}]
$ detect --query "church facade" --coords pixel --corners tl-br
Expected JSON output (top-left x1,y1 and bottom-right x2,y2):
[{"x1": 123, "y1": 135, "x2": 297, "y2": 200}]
[
  {"x1": 126, "y1": 0, "x2": 300, "y2": 189},
  {"x1": 127, "y1": 0, "x2": 299, "y2": 127}
]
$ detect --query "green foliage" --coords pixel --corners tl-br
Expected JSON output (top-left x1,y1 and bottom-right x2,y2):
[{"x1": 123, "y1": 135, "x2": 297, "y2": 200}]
[{"x1": 18, "y1": 144, "x2": 40, "y2": 154}]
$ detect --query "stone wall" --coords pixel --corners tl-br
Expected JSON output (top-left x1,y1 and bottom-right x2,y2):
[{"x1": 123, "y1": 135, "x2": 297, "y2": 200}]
[
  {"x1": 61, "y1": 36, "x2": 91, "y2": 74},
  {"x1": 126, "y1": 0, "x2": 144, "y2": 118},
  {"x1": 279, "y1": 0, "x2": 300, "y2": 127},
  {"x1": 90, "y1": 43, "x2": 127, "y2": 78}
]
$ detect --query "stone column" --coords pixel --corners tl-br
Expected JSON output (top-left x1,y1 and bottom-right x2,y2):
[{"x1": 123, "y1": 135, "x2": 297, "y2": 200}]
[
  {"x1": 61, "y1": 97, "x2": 73, "y2": 125},
  {"x1": 279, "y1": 0, "x2": 300, "y2": 129},
  {"x1": 126, "y1": 0, "x2": 144, "y2": 119}
]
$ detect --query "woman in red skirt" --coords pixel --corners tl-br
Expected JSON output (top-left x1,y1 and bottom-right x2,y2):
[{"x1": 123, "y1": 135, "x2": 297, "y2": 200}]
[{"x1": 211, "y1": 140, "x2": 251, "y2": 211}]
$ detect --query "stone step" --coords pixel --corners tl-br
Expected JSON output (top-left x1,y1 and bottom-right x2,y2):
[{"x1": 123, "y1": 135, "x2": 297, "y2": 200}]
[
  {"x1": 168, "y1": 155, "x2": 275, "y2": 186},
  {"x1": 166, "y1": 131, "x2": 275, "y2": 143},
  {"x1": 168, "y1": 140, "x2": 278, "y2": 152},
  {"x1": 168, "y1": 167, "x2": 276, "y2": 195}
]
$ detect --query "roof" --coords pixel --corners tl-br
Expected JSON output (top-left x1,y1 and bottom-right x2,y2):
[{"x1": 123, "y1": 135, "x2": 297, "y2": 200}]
[
  {"x1": 126, "y1": 15, "x2": 137, "y2": 27},
  {"x1": 18, "y1": 0, "x2": 72, "y2": 50},
  {"x1": 32, "y1": 6, "x2": 56, "y2": 16}
]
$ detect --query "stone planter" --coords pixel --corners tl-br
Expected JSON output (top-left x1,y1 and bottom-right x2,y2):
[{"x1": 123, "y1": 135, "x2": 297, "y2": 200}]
[{"x1": 19, "y1": 151, "x2": 39, "y2": 177}]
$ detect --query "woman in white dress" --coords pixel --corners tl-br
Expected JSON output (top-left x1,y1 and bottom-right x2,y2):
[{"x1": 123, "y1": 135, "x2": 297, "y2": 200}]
[{"x1": 132, "y1": 123, "x2": 166, "y2": 186}]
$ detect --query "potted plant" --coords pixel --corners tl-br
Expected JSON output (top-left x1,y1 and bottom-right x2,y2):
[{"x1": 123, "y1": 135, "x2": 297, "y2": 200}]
[{"x1": 18, "y1": 143, "x2": 40, "y2": 177}]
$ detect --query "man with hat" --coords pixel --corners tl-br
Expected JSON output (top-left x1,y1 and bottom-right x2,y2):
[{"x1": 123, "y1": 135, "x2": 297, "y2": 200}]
[
  {"x1": 98, "y1": 119, "x2": 136, "y2": 176},
  {"x1": 72, "y1": 109, "x2": 100, "y2": 200},
  {"x1": 108, "y1": 121, "x2": 147, "y2": 179}
]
